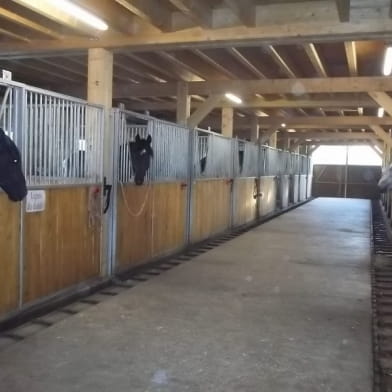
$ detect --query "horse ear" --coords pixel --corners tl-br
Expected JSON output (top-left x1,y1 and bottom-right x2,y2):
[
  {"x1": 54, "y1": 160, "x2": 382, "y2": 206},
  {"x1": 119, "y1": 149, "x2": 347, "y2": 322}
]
[
  {"x1": 146, "y1": 135, "x2": 152, "y2": 144},
  {"x1": 135, "y1": 134, "x2": 141, "y2": 142}
]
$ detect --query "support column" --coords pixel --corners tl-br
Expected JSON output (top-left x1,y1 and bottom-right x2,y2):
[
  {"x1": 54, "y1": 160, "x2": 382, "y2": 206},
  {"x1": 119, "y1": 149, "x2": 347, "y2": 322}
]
[
  {"x1": 88, "y1": 48, "x2": 113, "y2": 276},
  {"x1": 282, "y1": 134, "x2": 290, "y2": 151},
  {"x1": 221, "y1": 107, "x2": 234, "y2": 137},
  {"x1": 250, "y1": 115, "x2": 259, "y2": 143},
  {"x1": 176, "y1": 82, "x2": 191, "y2": 126},
  {"x1": 269, "y1": 131, "x2": 277, "y2": 148}
]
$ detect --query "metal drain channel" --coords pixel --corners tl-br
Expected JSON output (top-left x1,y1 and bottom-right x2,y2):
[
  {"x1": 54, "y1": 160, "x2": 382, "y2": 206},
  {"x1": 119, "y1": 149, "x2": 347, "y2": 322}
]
[{"x1": 371, "y1": 200, "x2": 392, "y2": 392}]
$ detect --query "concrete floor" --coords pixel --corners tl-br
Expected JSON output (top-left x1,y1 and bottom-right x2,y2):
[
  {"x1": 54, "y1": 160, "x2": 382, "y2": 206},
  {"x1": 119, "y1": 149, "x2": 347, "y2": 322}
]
[{"x1": 0, "y1": 198, "x2": 372, "y2": 391}]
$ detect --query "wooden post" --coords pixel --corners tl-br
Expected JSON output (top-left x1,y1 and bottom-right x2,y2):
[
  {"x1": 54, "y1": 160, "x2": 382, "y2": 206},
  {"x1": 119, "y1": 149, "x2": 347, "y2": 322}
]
[
  {"x1": 222, "y1": 107, "x2": 234, "y2": 137},
  {"x1": 176, "y1": 82, "x2": 190, "y2": 126},
  {"x1": 282, "y1": 133, "x2": 290, "y2": 151},
  {"x1": 250, "y1": 115, "x2": 259, "y2": 143},
  {"x1": 269, "y1": 131, "x2": 277, "y2": 148},
  {"x1": 87, "y1": 48, "x2": 113, "y2": 276}
]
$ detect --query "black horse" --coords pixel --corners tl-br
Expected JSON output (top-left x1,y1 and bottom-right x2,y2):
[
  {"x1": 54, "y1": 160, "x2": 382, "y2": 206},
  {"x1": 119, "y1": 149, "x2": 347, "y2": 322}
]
[
  {"x1": 63, "y1": 134, "x2": 153, "y2": 185},
  {"x1": 0, "y1": 128, "x2": 27, "y2": 201},
  {"x1": 129, "y1": 134, "x2": 153, "y2": 185}
]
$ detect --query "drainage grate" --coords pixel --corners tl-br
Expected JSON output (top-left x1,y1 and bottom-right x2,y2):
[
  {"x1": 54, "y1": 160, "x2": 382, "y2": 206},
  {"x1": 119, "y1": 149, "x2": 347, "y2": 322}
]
[{"x1": 371, "y1": 200, "x2": 392, "y2": 392}]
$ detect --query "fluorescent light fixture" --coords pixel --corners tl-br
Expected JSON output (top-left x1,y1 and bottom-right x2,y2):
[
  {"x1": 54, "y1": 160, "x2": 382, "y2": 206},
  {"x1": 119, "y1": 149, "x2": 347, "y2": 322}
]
[
  {"x1": 378, "y1": 107, "x2": 385, "y2": 118},
  {"x1": 358, "y1": 107, "x2": 363, "y2": 115},
  {"x1": 383, "y1": 47, "x2": 392, "y2": 76},
  {"x1": 50, "y1": 0, "x2": 108, "y2": 30},
  {"x1": 287, "y1": 129, "x2": 296, "y2": 133},
  {"x1": 374, "y1": 145, "x2": 383, "y2": 153},
  {"x1": 225, "y1": 93, "x2": 242, "y2": 104},
  {"x1": 305, "y1": 139, "x2": 312, "y2": 142},
  {"x1": 281, "y1": 123, "x2": 286, "y2": 128}
]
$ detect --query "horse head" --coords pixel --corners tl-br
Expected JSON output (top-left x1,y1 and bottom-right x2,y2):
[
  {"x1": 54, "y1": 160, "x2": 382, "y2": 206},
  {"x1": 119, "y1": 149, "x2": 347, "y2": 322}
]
[
  {"x1": 0, "y1": 128, "x2": 27, "y2": 201},
  {"x1": 129, "y1": 134, "x2": 153, "y2": 185},
  {"x1": 378, "y1": 164, "x2": 392, "y2": 193}
]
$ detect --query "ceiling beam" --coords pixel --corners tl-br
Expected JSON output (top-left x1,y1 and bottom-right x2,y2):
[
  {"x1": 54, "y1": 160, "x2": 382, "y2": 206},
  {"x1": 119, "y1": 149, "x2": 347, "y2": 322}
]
[
  {"x1": 370, "y1": 125, "x2": 392, "y2": 149},
  {"x1": 344, "y1": 41, "x2": 358, "y2": 76},
  {"x1": 335, "y1": 0, "x2": 350, "y2": 22},
  {"x1": 10, "y1": 0, "x2": 96, "y2": 36},
  {"x1": 303, "y1": 43, "x2": 328, "y2": 77},
  {"x1": 265, "y1": 45, "x2": 297, "y2": 78},
  {"x1": 261, "y1": 116, "x2": 392, "y2": 127},
  {"x1": 0, "y1": 27, "x2": 30, "y2": 42},
  {"x1": 1, "y1": 2, "x2": 392, "y2": 56},
  {"x1": 293, "y1": 132, "x2": 378, "y2": 141},
  {"x1": 167, "y1": 0, "x2": 213, "y2": 28},
  {"x1": 115, "y1": 0, "x2": 172, "y2": 31},
  {"x1": 368, "y1": 91, "x2": 392, "y2": 117},
  {"x1": 0, "y1": 6, "x2": 62, "y2": 39},
  {"x1": 187, "y1": 94, "x2": 223, "y2": 129},
  {"x1": 126, "y1": 97, "x2": 378, "y2": 111},
  {"x1": 113, "y1": 77, "x2": 392, "y2": 98},
  {"x1": 223, "y1": 0, "x2": 256, "y2": 26}
]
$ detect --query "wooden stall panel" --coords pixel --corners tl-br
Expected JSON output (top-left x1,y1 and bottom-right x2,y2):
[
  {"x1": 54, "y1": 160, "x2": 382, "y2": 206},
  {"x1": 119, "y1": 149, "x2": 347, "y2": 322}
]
[
  {"x1": 259, "y1": 177, "x2": 277, "y2": 217},
  {"x1": 299, "y1": 175, "x2": 307, "y2": 201},
  {"x1": 24, "y1": 187, "x2": 101, "y2": 303},
  {"x1": 0, "y1": 194, "x2": 20, "y2": 317},
  {"x1": 233, "y1": 178, "x2": 258, "y2": 228},
  {"x1": 117, "y1": 182, "x2": 187, "y2": 271},
  {"x1": 307, "y1": 175, "x2": 313, "y2": 199},
  {"x1": 191, "y1": 179, "x2": 231, "y2": 243},
  {"x1": 291, "y1": 175, "x2": 299, "y2": 204},
  {"x1": 279, "y1": 175, "x2": 290, "y2": 209}
]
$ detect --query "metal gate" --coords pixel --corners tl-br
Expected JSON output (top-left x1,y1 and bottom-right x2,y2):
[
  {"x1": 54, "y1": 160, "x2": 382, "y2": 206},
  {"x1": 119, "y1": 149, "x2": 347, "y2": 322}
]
[{"x1": 0, "y1": 79, "x2": 104, "y2": 318}]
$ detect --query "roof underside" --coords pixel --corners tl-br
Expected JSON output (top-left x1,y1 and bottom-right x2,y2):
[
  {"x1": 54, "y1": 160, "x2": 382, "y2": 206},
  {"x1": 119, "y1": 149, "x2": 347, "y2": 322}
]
[{"x1": 0, "y1": 0, "x2": 391, "y2": 145}]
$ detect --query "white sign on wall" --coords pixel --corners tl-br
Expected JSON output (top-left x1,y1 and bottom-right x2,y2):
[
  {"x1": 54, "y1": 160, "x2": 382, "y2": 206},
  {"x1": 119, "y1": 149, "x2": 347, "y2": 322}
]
[{"x1": 26, "y1": 190, "x2": 46, "y2": 213}]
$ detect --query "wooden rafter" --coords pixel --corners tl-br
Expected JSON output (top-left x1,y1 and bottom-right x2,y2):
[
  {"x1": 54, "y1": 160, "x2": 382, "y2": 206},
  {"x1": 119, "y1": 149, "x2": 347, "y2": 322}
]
[
  {"x1": 226, "y1": 47, "x2": 266, "y2": 79},
  {"x1": 303, "y1": 43, "x2": 328, "y2": 77},
  {"x1": 344, "y1": 41, "x2": 358, "y2": 76},
  {"x1": 265, "y1": 45, "x2": 297, "y2": 78},
  {"x1": 223, "y1": 0, "x2": 256, "y2": 26},
  {"x1": 0, "y1": 6, "x2": 62, "y2": 39},
  {"x1": 167, "y1": 0, "x2": 213, "y2": 28},
  {"x1": 368, "y1": 91, "x2": 392, "y2": 116},
  {"x1": 125, "y1": 96, "x2": 378, "y2": 111},
  {"x1": 112, "y1": 77, "x2": 392, "y2": 98},
  {"x1": 10, "y1": 0, "x2": 97, "y2": 36},
  {"x1": 115, "y1": 0, "x2": 172, "y2": 31},
  {"x1": 335, "y1": 0, "x2": 350, "y2": 22},
  {"x1": 187, "y1": 94, "x2": 222, "y2": 128},
  {"x1": 1, "y1": 3, "x2": 392, "y2": 56},
  {"x1": 370, "y1": 125, "x2": 392, "y2": 149},
  {"x1": 260, "y1": 116, "x2": 392, "y2": 127}
]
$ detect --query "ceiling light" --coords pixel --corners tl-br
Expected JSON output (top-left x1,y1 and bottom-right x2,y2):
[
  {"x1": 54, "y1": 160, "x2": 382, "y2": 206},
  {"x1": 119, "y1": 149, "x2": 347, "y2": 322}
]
[
  {"x1": 281, "y1": 123, "x2": 286, "y2": 128},
  {"x1": 225, "y1": 93, "x2": 242, "y2": 104},
  {"x1": 383, "y1": 47, "x2": 392, "y2": 76},
  {"x1": 358, "y1": 107, "x2": 363, "y2": 115},
  {"x1": 305, "y1": 139, "x2": 312, "y2": 142},
  {"x1": 378, "y1": 107, "x2": 385, "y2": 118},
  {"x1": 49, "y1": 0, "x2": 108, "y2": 30},
  {"x1": 287, "y1": 128, "x2": 296, "y2": 133}
]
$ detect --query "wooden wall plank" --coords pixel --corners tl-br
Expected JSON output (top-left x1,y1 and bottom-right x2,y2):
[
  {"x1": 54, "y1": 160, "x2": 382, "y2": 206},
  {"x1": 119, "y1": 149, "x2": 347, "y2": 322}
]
[
  {"x1": 24, "y1": 187, "x2": 101, "y2": 303},
  {"x1": 116, "y1": 182, "x2": 187, "y2": 270},
  {"x1": 191, "y1": 179, "x2": 231, "y2": 243},
  {"x1": 233, "y1": 178, "x2": 258, "y2": 227},
  {"x1": 0, "y1": 194, "x2": 20, "y2": 316}
]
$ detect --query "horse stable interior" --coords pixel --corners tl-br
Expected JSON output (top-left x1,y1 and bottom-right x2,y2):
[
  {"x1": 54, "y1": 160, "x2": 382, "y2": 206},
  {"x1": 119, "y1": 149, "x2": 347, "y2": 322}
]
[{"x1": 1, "y1": 1, "x2": 392, "y2": 391}]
